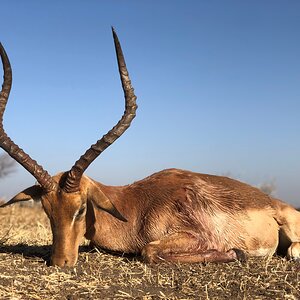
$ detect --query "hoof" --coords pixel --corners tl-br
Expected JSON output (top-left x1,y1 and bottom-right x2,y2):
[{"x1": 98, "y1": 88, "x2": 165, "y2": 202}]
[{"x1": 232, "y1": 248, "x2": 247, "y2": 264}]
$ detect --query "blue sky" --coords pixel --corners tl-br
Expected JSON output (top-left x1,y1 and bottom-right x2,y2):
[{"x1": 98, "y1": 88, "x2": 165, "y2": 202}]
[{"x1": 0, "y1": 1, "x2": 299, "y2": 205}]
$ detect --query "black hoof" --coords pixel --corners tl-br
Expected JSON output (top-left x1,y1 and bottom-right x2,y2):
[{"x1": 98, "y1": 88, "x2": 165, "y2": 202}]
[{"x1": 232, "y1": 248, "x2": 247, "y2": 264}]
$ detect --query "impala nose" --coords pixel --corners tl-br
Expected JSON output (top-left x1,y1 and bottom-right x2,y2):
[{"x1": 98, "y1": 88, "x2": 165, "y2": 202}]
[
  {"x1": 50, "y1": 256, "x2": 76, "y2": 267},
  {"x1": 63, "y1": 259, "x2": 69, "y2": 267}
]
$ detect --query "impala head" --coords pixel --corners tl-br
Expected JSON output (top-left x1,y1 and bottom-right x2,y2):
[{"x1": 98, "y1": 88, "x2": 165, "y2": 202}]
[{"x1": 0, "y1": 28, "x2": 137, "y2": 267}]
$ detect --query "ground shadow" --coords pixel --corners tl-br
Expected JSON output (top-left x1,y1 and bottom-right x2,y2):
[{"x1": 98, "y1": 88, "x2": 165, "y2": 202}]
[
  {"x1": 0, "y1": 244, "x2": 51, "y2": 262},
  {"x1": 90, "y1": 245, "x2": 141, "y2": 262},
  {"x1": 0, "y1": 243, "x2": 140, "y2": 266},
  {"x1": 0, "y1": 244, "x2": 98, "y2": 265}
]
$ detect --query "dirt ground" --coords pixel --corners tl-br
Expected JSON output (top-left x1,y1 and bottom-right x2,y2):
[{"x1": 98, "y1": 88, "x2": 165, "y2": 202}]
[{"x1": 0, "y1": 204, "x2": 299, "y2": 300}]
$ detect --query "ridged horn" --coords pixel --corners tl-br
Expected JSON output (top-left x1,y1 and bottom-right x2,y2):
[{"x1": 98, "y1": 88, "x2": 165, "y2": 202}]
[
  {"x1": 0, "y1": 43, "x2": 56, "y2": 192},
  {"x1": 63, "y1": 28, "x2": 137, "y2": 193}
]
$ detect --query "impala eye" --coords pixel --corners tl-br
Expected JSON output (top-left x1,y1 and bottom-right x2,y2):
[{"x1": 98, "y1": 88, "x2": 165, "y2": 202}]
[{"x1": 75, "y1": 206, "x2": 86, "y2": 219}]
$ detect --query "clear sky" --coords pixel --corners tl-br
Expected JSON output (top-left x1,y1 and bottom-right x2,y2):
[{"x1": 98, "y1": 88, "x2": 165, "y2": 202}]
[{"x1": 0, "y1": 1, "x2": 299, "y2": 205}]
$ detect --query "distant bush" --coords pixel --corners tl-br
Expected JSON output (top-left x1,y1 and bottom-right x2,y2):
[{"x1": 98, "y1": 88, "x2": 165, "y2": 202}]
[
  {"x1": 258, "y1": 180, "x2": 276, "y2": 196},
  {"x1": 0, "y1": 153, "x2": 16, "y2": 179}
]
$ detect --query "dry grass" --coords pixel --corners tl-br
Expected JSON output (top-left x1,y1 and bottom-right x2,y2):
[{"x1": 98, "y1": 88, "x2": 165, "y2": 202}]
[{"x1": 0, "y1": 205, "x2": 299, "y2": 299}]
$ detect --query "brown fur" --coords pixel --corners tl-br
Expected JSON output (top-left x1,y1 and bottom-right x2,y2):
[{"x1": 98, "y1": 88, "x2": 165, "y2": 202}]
[{"x1": 5, "y1": 168, "x2": 300, "y2": 266}]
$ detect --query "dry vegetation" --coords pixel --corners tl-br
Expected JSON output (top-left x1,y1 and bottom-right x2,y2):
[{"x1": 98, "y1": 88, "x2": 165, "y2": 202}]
[{"x1": 0, "y1": 204, "x2": 299, "y2": 300}]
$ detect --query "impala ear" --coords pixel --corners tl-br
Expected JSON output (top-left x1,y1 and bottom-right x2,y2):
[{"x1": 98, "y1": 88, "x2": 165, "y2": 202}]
[
  {"x1": 88, "y1": 184, "x2": 127, "y2": 222},
  {"x1": 0, "y1": 185, "x2": 44, "y2": 208}
]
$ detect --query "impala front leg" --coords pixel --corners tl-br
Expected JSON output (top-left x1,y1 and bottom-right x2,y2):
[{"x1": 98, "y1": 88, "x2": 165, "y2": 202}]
[{"x1": 141, "y1": 231, "x2": 246, "y2": 264}]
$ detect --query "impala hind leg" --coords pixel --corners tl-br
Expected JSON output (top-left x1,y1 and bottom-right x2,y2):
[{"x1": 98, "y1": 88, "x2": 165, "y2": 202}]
[
  {"x1": 141, "y1": 232, "x2": 246, "y2": 264},
  {"x1": 287, "y1": 242, "x2": 300, "y2": 261},
  {"x1": 273, "y1": 199, "x2": 300, "y2": 260}
]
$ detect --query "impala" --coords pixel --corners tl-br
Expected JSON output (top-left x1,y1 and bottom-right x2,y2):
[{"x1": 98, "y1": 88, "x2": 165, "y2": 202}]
[{"x1": 1, "y1": 29, "x2": 300, "y2": 267}]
